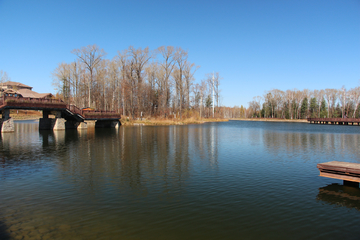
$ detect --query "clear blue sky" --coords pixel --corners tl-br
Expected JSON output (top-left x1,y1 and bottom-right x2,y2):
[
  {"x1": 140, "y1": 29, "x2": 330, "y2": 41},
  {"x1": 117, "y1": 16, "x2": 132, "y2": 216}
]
[{"x1": 0, "y1": 0, "x2": 359, "y2": 107}]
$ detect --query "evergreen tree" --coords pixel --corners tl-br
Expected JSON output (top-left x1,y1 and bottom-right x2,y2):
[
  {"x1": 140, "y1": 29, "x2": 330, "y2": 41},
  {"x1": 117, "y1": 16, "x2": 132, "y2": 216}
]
[
  {"x1": 284, "y1": 102, "x2": 290, "y2": 119},
  {"x1": 309, "y1": 97, "x2": 318, "y2": 118},
  {"x1": 334, "y1": 103, "x2": 342, "y2": 118},
  {"x1": 205, "y1": 95, "x2": 212, "y2": 108},
  {"x1": 300, "y1": 97, "x2": 308, "y2": 119},
  {"x1": 261, "y1": 103, "x2": 265, "y2": 118},
  {"x1": 320, "y1": 98, "x2": 328, "y2": 118}
]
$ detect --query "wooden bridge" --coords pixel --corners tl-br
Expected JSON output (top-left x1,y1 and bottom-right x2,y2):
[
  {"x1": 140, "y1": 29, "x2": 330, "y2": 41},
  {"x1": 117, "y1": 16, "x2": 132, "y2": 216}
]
[
  {"x1": 0, "y1": 96, "x2": 121, "y2": 132},
  {"x1": 308, "y1": 118, "x2": 360, "y2": 125}
]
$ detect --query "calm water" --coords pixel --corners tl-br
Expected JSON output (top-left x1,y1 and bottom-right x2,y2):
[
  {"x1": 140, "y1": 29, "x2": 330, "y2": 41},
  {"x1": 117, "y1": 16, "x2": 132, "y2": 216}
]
[{"x1": 1, "y1": 120, "x2": 360, "y2": 240}]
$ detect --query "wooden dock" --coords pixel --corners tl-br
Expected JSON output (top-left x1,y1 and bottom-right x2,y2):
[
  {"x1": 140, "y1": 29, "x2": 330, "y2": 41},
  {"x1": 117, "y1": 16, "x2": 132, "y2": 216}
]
[
  {"x1": 308, "y1": 118, "x2": 360, "y2": 125},
  {"x1": 317, "y1": 161, "x2": 360, "y2": 187}
]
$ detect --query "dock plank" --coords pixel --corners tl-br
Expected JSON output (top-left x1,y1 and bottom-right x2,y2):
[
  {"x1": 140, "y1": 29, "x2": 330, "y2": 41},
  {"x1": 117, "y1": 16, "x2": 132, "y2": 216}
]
[{"x1": 317, "y1": 161, "x2": 360, "y2": 183}]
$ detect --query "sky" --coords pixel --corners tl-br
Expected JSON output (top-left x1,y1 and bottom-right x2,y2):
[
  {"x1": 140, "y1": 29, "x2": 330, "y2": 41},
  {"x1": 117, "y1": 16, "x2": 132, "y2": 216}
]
[{"x1": 0, "y1": 0, "x2": 359, "y2": 107}]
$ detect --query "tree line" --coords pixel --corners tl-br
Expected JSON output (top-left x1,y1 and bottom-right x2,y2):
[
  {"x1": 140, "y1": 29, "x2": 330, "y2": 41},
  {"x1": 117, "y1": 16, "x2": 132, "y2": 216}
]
[
  {"x1": 52, "y1": 44, "x2": 222, "y2": 119},
  {"x1": 247, "y1": 87, "x2": 360, "y2": 119}
]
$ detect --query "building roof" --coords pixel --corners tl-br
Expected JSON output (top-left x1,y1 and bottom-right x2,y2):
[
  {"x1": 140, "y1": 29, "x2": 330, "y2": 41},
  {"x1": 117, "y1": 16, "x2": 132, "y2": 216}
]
[
  {"x1": 17, "y1": 89, "x2": 52, "y2": 98},
  {"x1": 3, "y1": 89, "x2": 18, "y2": 94},
  {"x1": 1, "y1": 81, "x2": 32, "y2": 89}
]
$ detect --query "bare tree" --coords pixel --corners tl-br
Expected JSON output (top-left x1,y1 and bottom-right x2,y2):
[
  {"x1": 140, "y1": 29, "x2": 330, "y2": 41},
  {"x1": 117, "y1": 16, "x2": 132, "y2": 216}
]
[
  {"x1": 158, "y1": 46, "x2": 176, "y2": 115},
  {"x1": 339, "y1": 86, "x2": 347, "y2": 118},
  {"x1": 184, "y1": 61, "x2": 200, "y2": 110},
  {"x1": 52, "y1": 63, "x2": 71, "y2": 103},
  {"x1": 349, "y1": 87, "x2": 360, "y2": 117},
  {"x1": 116, "y1": 49, "x2": 129, "y2": 115},
  {"x1": 71, "y1": 44, "x2": 107, "y2": 108},
  {"x1": 0, "y1": 70, "x2": 10, "y2": 84},
  {"x1": 324, "y1": 89, "x2": 336, "y2": 118},
  {"x1": 128, "y1": 46, "x2": 152, "y2": 115},
  {"x1": 173, "y1": 47, "x2": 188, "y2": 119},
  {"x1": 285, "y1": 89, "x2": 296, "y2": 119}
]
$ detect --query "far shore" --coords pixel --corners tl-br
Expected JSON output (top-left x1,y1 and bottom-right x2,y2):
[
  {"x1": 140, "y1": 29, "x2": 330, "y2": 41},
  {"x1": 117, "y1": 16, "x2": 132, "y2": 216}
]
[
  {"x1": 8, "y1": 111, "x2": 229, "y2": 126},
  {"x1": 10, "y1": 115, "x2": 308, "y2": 124},
  {"x1": 121, "y1": 117, "x2": 229, "y2": 126},
  {"x1": 9, "y1": 114, "x2": 309, "y2": 125},
  {"x1": 231, "y1": 118, "x2": 308, "y2": 123}
]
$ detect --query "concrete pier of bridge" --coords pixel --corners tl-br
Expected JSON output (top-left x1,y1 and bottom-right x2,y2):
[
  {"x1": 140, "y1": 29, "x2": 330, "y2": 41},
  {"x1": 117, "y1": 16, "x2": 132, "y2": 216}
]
[
  {"x1": 0, "y1": 110, "x2": 121, "y2": 132},
  {"x1": 0, "y1": 109, "x2": 14, "y2": 133},
  {"x1": 39, "y1": 110, "x2": 66, "y2": 131}
]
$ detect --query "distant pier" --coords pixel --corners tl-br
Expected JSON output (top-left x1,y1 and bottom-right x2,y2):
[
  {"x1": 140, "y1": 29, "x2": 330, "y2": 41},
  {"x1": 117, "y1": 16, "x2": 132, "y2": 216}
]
[{"x1": 308, "y1": 118, "x2": 360, "y2": 125}]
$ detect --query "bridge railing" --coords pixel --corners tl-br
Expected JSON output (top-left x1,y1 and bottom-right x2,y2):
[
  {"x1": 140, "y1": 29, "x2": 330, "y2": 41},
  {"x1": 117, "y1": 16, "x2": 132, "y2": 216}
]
[
  {"x1": 67, "y1": 104, "x2": 83, "y2": 115},
  {"x1": 2, "y1": 96, "x2": 66, "y2": 105},
  {"x1": 83, "y1": 110, "x2": 121, "y2": 119}
]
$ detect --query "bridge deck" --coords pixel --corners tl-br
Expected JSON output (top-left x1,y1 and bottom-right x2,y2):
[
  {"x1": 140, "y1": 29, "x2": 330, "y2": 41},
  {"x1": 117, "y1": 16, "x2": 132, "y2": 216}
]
[{"x1": 317, "y1": 161, "x2": 360, "y2": 183}]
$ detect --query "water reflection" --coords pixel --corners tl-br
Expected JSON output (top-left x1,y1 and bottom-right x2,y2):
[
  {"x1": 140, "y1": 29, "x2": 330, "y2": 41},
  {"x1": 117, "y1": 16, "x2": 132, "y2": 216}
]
[
  {"x1": 0, "y1": 220, "x2": 10, "y2": 240},
  {"x1": 46, "y1": 125, "x2": 220, "y2": 197},
  {"x1": 263, "y1": 130, "x2": 360, "y2": 162},
  {"x1": 2, "y1": 121, "x2": 360, "y2": 239},
  {"x1": 317, "y1": 183, "x2": 360, "y2": 211}
]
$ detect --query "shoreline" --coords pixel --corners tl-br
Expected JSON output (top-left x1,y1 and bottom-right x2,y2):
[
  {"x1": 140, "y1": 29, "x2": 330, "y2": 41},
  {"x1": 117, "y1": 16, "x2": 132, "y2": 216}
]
[
  {"x1": 9, "y1": 116, "x2": 308, "y2": 124},
  {"x1": 9, "y1": 115, "x2": 229, "y2": 126},
  {"x1": 231, "y1": 118, "x2": 308, "y2": 123},
  {"x1": 121, "y1": 118, "x2": 229, "y2": 126}
]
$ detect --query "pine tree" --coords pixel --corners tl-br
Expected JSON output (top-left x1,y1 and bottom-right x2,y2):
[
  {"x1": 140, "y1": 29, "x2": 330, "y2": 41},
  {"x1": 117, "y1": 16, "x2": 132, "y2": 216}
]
[
  {"x1": 309, "y1": 98, "x2": 318, "y2": 118},
  {"x1": 320, "y1": 98, "x2": 328, "y2": 118},
  {"x1": 300, "y1": 97, "x2": 308, "y2": 119}
]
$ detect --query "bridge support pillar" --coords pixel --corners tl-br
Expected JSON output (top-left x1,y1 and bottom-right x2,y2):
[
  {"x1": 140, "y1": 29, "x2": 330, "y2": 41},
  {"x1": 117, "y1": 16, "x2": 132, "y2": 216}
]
[
  {"x1": 95, "y1": 120, "x2": 121, "y2": 128},
  {"x1": 43, "y1": 110, "x2": 50, "y2": 118},
  {"x1": 39, "y1": 118, "x2": 66, "y2": 130},
  {"x1": 39, "y1": 110, "x2": 65, "y2": 130},
  {"x1": 0, "y1": 109, "x2": 14, "y2": 133},
  {"x1": 53, "y1": 118, "x2": 65, "y2": 130},
  {"x1": 78, "y1": 122, "x2": 87, "y2": 129},
  {"x1": 65, "y1": 121, "x2": 88, "y2": 130},
  {"x1": 84, "y1": 120, "x2": 96, "y2": 128}
]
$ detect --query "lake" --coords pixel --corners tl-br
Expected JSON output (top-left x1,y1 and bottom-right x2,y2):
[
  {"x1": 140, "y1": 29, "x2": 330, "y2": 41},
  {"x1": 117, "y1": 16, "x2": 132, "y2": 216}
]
[{"x1": 1, "y1": 120, "x2": 360, "y2": 239}]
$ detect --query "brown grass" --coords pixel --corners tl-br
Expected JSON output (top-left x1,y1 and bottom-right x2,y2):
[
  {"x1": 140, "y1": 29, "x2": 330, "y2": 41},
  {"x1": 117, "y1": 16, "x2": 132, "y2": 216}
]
[
  {"x1": 9, "y1": 110, "x2": 42, "y2": 120},
  {"x1": 7, "y1": 109, "x2": 229, "y2": 125}
]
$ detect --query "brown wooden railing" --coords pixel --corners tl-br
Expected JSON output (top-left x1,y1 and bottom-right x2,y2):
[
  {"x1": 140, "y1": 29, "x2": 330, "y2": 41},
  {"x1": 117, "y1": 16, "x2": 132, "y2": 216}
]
[
  {"x1": 67, "y1": 104, "x2": 83, "y2": 115},
  {"x1": 83, "y1": 110, "x2": 121, "y2": 119},
  {"x1": 3, "y1": 96, "x2": 65, "y2": 104}
]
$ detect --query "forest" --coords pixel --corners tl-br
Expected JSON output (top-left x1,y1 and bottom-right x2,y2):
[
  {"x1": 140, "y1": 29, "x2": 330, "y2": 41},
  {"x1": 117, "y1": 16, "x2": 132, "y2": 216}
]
[
  {"x1": 245, "y1": 87, "x2": 360, "y2": 119},
  {"x1": 52, "y1": 44, "x2": 222, "y2": 119}
]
